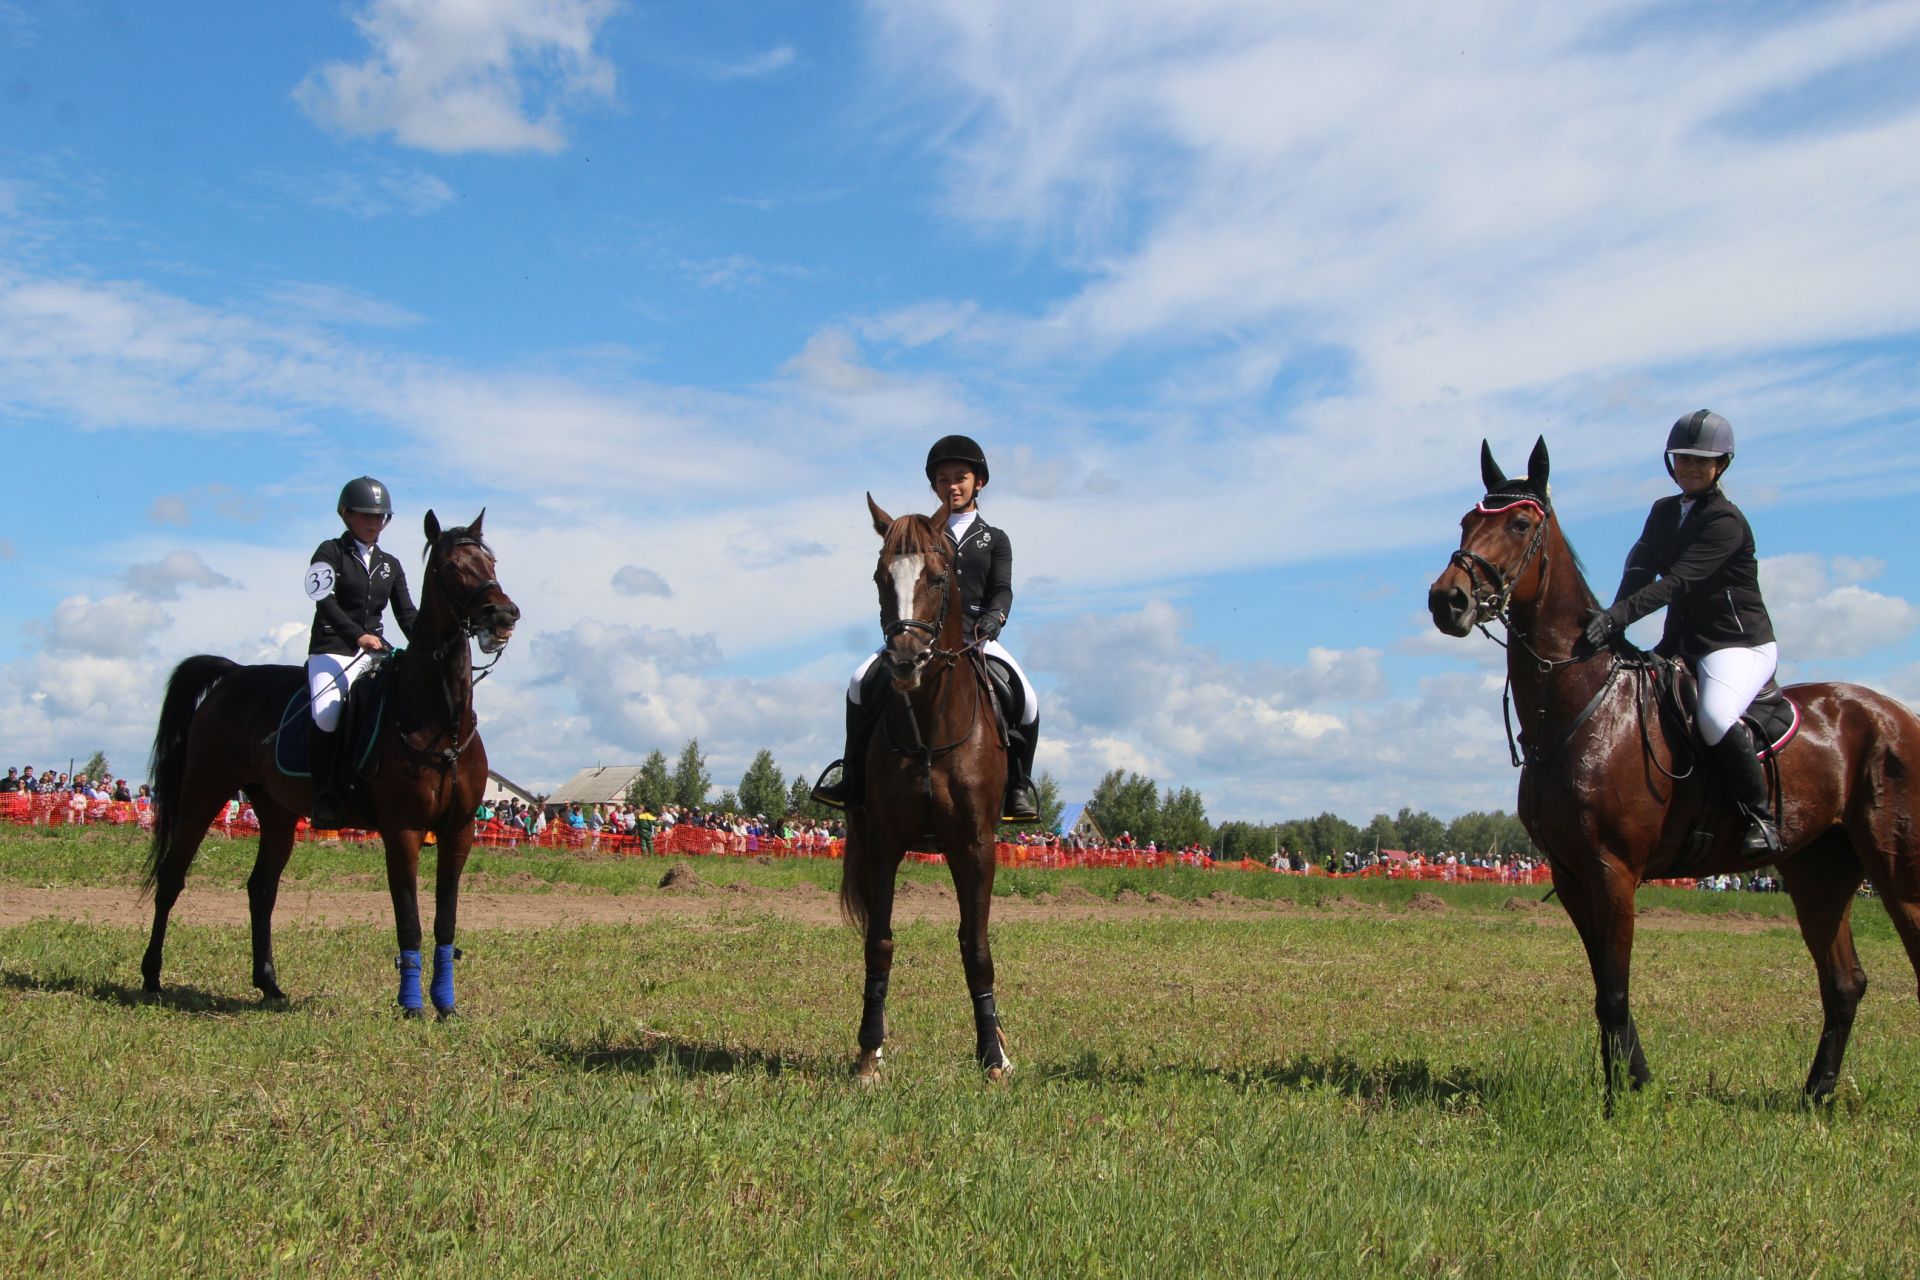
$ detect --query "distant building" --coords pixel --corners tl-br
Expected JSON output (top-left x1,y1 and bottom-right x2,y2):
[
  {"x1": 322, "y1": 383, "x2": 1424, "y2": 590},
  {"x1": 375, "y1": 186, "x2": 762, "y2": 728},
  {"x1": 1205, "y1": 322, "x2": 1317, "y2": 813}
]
[
  {"x1": 544, "y1": 765, "x2": 647, "y2": 814},
  {"x1": 483, "y1": 770, "x2": 540, "y2": 808},
  {"x1": 1057, "y1": 801, "x2": 1105, "y2": 844}
]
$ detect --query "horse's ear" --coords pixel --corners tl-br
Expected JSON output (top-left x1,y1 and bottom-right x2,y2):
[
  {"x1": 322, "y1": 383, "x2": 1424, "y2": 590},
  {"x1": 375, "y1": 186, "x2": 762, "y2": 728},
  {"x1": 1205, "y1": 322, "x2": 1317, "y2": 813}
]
[
  {"x1": 867, "y1": 492, "x2": 892, "y2": 539},
  {"x1": 1479, "y1": 440, "x2": 1507, "y2": 493},
  {"x1": 469, "y1": 508, "x2": 485, "y2": 538},
  {"x1": 1526, "y1": 436, "x2": 1549, "y2": 488},
  {"x1": 424, "y1": 510, "x2": 441, "y2": 543}
]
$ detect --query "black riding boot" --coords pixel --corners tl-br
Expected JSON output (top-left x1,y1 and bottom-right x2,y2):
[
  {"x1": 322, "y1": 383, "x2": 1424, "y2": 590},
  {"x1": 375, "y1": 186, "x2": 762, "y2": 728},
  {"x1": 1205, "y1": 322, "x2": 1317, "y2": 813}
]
[
  {"x1": 1713, "y1": 720, "x2": 1781, "y2": 857},
  {"x1": 1002, "y1": 714, "x2": 1040, "y2": 823},
  {"x1": 309, "y1": 724, "x2": 347, "y2": 829},
  {"x1": 811, "y1": 698, "x2": 877, "y2": 810}
]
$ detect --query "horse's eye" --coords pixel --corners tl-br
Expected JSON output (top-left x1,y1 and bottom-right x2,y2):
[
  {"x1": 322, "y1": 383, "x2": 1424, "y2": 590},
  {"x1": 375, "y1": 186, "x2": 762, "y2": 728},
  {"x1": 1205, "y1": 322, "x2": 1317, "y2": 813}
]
[{"x1": 1508, "y1": 517, "x2": 1530, "y2": 534}]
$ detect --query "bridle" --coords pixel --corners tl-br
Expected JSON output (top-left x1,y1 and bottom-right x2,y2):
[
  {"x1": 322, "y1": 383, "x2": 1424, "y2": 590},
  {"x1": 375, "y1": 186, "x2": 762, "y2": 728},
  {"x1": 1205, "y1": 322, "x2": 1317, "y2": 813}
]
[
  {"x1": 1452, "y1": 495, "x2": 1611, "y2": 775},
  {"x1": 424, "y1": 535, "x2": 509, "y2": 673},
  {"x1": 405, "y1": 532, "x2": 514, "y2": 769},
  {"x1": 1449, "y1": 497, "x2": 1552, "y2": 631},
  {"x1": 876, "y1": 534, "x2": 991, "y2": 800}
]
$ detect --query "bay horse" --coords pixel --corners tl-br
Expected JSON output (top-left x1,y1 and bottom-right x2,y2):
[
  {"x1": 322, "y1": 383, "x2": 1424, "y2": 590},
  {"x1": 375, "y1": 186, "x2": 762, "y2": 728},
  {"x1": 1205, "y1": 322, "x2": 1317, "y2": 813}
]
[
  {"x1": 1429, "y1": 437, "x2": 1920, "y2": 1102},
  {"x1": 141, "y1": 511, "x2": 519, "y2": 1016},
  {"x1": 839, "y1": 496, "x2": 1013, "y2": 1081}
]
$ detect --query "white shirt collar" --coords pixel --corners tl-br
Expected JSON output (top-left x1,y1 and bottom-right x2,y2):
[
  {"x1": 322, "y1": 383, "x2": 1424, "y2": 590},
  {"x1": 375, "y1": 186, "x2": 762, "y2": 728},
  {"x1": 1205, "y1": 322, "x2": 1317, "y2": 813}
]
[{"x1": 946, "y1": 509, "x2": 979, "y2": 541}]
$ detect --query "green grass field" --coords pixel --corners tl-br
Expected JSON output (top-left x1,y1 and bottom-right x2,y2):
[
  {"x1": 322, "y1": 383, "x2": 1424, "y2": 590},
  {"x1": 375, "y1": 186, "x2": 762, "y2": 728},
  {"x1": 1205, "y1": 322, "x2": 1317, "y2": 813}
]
[{"x1": 3, "y1": 828, "x2": 1917, "y2": 1277}]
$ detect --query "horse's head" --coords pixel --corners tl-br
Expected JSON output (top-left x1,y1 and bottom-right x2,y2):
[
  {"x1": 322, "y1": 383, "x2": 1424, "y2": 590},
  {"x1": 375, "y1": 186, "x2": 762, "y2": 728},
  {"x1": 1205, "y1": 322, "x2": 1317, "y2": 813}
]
[
  {"x1": 867, "y1": 493, "x2": 957, "y2": 691},
  {"x1": 423, "y1": 509, "x2": 520, "y2": 653},
  {"x1": 1428, "y1": 436, "x2": 1555, "y2": 636}
]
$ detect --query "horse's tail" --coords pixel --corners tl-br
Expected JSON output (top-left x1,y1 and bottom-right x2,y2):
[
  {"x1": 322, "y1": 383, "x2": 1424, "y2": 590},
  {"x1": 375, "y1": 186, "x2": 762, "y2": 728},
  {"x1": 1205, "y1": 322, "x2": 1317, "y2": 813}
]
[
  {"x1": 146, "y1": 655, "x2": 240, "y2": 889},
  {"x1": 838, "y1": 815, "x2": 869, "y2": 930}
]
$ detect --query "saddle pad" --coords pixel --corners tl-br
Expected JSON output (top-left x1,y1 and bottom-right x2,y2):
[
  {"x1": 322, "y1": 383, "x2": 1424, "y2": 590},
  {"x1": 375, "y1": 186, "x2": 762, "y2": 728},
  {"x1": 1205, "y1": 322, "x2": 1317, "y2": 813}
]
[
  {"x1": 273, "y1": 672, "x2": 389, "y2": 779},
  {"x1": 1746, "y1": 687, "x2": 1800, "y2": 760}
]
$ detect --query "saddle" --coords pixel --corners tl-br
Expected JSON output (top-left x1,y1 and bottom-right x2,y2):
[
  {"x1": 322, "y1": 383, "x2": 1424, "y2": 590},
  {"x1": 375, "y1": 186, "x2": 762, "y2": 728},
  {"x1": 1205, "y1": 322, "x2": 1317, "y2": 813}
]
[
  {"x1": 1657, "y1": 661, "x2": 1799, "y2": 871},
  {"x1": 274, "y1": 660, "x2": 393, "y2": 786},
  {"x1": 1667, "y1": 665, "x2": 1801, "y2": 759}
]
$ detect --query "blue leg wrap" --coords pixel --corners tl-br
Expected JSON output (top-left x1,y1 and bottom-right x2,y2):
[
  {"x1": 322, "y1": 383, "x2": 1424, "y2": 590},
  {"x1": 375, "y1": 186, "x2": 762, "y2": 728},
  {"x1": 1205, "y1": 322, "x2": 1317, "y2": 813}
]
[
  {"x1": 396, "y1": 949, "x2": 423, "y2": 1012},
  {"x1": 430, "y1": 943, "x2": 456, "y2": 1013}
]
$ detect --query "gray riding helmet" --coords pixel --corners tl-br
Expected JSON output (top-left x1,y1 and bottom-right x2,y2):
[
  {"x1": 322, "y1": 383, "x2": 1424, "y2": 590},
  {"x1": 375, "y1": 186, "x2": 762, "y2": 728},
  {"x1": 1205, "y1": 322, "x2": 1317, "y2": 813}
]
[
  {"x1": 1664, "y1": 410, "x2": 1735, "y2": 478},
  {"x1": 337, "y1": 476, "x2": 395, "y2": 520}
]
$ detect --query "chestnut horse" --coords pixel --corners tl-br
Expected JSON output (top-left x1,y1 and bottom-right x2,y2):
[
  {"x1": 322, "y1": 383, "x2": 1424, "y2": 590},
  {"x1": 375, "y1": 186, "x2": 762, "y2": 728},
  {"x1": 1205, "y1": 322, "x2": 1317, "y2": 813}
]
[
  {"x1": 141, "y1": 511, "x2": 519, "y2": 1016},
  {"x1": 1428, "y1": 437, "x2": 1920, "y2": 1102},
  {"x1": 839, "y1": 496, "x2": 1013, "y2": 1080}
]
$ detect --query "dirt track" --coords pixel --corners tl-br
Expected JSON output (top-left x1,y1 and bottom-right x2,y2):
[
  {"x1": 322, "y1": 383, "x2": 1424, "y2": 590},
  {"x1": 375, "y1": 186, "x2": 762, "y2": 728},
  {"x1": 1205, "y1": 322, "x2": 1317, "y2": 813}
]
[{"x1": 0, "y1": 878, "x2": 1794, "y2": 934}]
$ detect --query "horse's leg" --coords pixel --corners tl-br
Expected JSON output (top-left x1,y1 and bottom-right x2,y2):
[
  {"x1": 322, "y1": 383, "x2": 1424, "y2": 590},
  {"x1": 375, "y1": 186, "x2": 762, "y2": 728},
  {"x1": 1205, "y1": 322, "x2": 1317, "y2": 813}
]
[
  {"x1": 950, "y1": 833, "x2": 1011, "y2": 1078},
  {"x1": 381, "y1": 827, "x2": 427, "y2": 1017},
  {"x1": 245, "y1": 802, "x2": 300, "y2": 1000},
  {"x1": 140, "y1": 782, "x2": 231, "y2": 994},
  {"x1": 1555, "y1": 856, "x2": 1650, "y2": 1100},
  {"x1": 855, "y1": 836, "x2": 904, "y2": 1081},
  {"x1": 1780, "y1": 832, "x2": 1867, "y2": 1103},
  {"x1": 428, "y1": 814, "x2": 474, "y2": 1019}
]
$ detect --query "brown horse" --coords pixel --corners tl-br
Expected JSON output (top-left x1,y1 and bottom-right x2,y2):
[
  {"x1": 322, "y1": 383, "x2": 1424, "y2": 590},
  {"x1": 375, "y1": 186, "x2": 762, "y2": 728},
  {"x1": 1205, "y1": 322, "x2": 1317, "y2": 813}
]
[
  {"x1": 839, "y1": 496, "x2": 1013, "y2": 1081},
  {"x1": 1428, "y1": 437, "x2": 1920, "y2": 1102},
  {"x1": 141, "y1": 511, "x2": 519, "y2": 1015}
]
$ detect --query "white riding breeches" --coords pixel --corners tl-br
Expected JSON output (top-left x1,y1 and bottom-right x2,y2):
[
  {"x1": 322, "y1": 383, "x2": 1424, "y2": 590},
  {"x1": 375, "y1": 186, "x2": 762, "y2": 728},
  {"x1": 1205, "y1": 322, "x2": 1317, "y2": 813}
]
[
  {"x1": 1695, "y1": 642, "x2": 1778, "y2": 746},
  {"x1": 849, "y1": 641, "x2": 1038, "y2": 726},
  {"x1": 306, "y1": 652, "x2": 372, "y2": 734}
]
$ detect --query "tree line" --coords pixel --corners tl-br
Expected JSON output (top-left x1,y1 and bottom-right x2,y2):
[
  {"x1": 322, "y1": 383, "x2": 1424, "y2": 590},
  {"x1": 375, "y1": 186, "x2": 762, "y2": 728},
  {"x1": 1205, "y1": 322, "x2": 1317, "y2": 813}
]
[{"x1": 1085, "y1": 769, "x2": 1536, "y2": 860}]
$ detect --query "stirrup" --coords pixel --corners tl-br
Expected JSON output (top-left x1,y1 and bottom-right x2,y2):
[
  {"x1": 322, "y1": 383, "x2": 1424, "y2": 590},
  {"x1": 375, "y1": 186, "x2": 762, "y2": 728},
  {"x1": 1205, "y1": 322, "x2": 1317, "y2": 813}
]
[
  {"x1": 811, "y1": 760, "x2": 851, "y2": 810},
  {"x1": 1000, "y1": 784, "x2": 1039, "y2": 824},
  {"x1": 1740, "y1": 813, "x2": 1782, "y2": 857}
]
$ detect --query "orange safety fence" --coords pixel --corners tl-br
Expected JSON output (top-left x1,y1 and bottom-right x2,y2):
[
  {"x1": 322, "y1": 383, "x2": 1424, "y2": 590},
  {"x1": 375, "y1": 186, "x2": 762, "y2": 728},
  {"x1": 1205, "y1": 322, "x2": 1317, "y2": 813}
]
[{"x1": 0, "y1": 791, "x2": 1686, "y2": 887}]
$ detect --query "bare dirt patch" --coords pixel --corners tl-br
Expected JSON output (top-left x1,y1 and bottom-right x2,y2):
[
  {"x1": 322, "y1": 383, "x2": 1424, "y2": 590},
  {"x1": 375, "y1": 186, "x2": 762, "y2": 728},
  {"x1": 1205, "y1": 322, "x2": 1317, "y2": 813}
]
[
  {"x1": 0, "y1": 883, "x2": 1796, "y2": 934},
  {"x1": 1406, "y1": 893, "x2": 1448, "y2": 913}
]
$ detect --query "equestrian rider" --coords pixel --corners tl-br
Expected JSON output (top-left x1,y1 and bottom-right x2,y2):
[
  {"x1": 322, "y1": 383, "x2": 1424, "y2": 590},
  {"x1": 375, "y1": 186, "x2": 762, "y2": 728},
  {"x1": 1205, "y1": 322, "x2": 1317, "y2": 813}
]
[
  {"x1": 305, "y1": 476, "x2": 417, "y2": 827},
  {"x1": 813, "y1": 435, "x2": 1042, "y2": 822},
  {"x1": 1583, "y1": 411, "x2": 1780, "y2": 855}
]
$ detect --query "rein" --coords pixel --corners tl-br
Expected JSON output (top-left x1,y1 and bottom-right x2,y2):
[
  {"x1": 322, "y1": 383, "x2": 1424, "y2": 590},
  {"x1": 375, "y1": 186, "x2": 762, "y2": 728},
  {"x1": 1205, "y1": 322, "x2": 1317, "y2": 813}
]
[
  {"x1": 878, "y1": 538, "x2": 991, "y2": 801},
  {"x1": 1458, "y1": 501, "x2": 1695, "y2": 806},
  {"x1": 399, "y1": 533, "x2": 508, "y2": 770}
]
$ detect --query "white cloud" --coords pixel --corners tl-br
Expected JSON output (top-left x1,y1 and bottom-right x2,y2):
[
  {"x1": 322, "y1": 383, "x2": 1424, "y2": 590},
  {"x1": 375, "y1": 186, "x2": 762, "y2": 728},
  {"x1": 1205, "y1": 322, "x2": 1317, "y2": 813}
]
[
  {"x1": 269, "y1": 281, "x2": 427, "y2": 330},
  {"x1": 123, "y1": 551, "x2": 240, "y2": 602},
  {"x1": 1762, "y1": 553, "x2": 1919, "y2": 661},
  {"x1": 707, "y1": 43, "x2": 797, "y2": 81},
  {"x1": 611, "y1": 565, "x2": 672, "y2": 597},
  {"x1": 274, "y1": 166, "x2": 457, "y2": 218},
  {"x1": 37, "y1": 594, "x2": 172, "y2": 660},
  {"x1": 294, "y1": 0, "x2": 620, "y2": 154}
]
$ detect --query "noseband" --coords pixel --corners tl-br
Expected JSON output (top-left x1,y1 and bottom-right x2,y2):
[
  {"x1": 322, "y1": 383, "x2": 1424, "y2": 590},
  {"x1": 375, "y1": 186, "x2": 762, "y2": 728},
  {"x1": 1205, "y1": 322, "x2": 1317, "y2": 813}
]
[
  {"x1": 1450, "y1": 497, "x2": 1551, "y2": 626},
  {"x1": 881, "y1": 545, "x2": 957, "y2": 651},
  {"x1": 426, "y1": 536, "x2": 510, "y2": 668}
]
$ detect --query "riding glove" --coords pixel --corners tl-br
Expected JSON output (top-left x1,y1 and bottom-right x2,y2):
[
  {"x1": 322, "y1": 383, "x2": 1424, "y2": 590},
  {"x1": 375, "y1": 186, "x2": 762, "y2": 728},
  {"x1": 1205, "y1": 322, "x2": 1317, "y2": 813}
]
[
  {"x1": 975, "y1": 611, "x2": 1006, "y2": 643},
  {"x1": 1581, "y1": 604, "x2": 1628, "y2": 649}
]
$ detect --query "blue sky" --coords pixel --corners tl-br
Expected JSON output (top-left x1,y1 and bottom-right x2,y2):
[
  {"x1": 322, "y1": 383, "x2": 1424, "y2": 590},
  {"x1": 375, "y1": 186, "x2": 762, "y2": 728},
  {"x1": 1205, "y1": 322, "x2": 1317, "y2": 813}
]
[{"x1": 4, "y1": 0, "x2": 1920, "y2": 821}]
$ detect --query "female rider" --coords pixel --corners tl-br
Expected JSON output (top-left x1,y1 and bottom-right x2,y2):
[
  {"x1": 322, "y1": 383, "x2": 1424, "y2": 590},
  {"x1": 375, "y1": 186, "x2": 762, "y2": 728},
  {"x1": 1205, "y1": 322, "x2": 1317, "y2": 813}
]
[
  {"x1": 1583, "y1": 410, "x2": 1780, "y2": 854},
  {"x1": 304, "y1": 476, "x2": 417, "y2": 827},
  {"x1": 813, "y1": 435, "x2": 1041, "y2": 821}
]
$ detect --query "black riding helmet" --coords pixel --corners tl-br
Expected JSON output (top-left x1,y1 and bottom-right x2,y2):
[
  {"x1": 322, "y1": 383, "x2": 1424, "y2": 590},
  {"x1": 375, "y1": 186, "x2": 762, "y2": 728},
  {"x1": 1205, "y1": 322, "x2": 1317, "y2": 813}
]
[
  {"x1": 925, "y1": 434, "x2": 989, "y2": 486},
  {"x1": 1663, "y1": 410, "x2": 1735, "y2": 480},
  {"x1": 337, "y1": 476, "x2": 395, "y2": 523}
]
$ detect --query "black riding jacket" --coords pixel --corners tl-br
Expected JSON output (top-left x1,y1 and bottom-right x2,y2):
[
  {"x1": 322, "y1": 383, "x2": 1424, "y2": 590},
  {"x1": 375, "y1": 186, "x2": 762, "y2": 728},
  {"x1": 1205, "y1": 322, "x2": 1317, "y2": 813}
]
[
  {"x1": 306, "y1": 533, "x2": 419, "y2": 657},
  {"x1": 948, "y1": 511, "x2": 1013, "y2": 638},
  {"x1": 1609, "y1": 487, "x2": 1775, "y2": 660}
]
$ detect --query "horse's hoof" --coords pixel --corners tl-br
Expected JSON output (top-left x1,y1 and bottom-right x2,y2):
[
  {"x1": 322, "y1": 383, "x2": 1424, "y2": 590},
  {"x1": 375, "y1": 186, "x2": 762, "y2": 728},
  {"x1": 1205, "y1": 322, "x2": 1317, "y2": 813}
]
[
  {"x1": 256, "y1": 982, "x2": 286, "y2": 1002},
  {"x1": 854, "y1": 1046, "x2": 884, "y2": 1083},
  {"x1": 141, "y1": 978, "x2": 162, "y2": 996},
  {"x1": 400, "y1": 1006, "x2": 425, "y2": 1020},
  {"x1": 435, "y1": 1008, "x2": 459, "y2": 1023},
  {"x1": 985, "y1": 1064, "x2": 1013, "y2": 1084}
]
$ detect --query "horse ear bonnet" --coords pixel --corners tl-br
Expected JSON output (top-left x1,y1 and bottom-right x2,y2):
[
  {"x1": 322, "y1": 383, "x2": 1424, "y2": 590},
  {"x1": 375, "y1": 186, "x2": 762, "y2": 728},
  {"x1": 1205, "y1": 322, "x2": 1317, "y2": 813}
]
[{"x1": 1479, "y1": 439, "x2": 1553, "y2": 513}]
